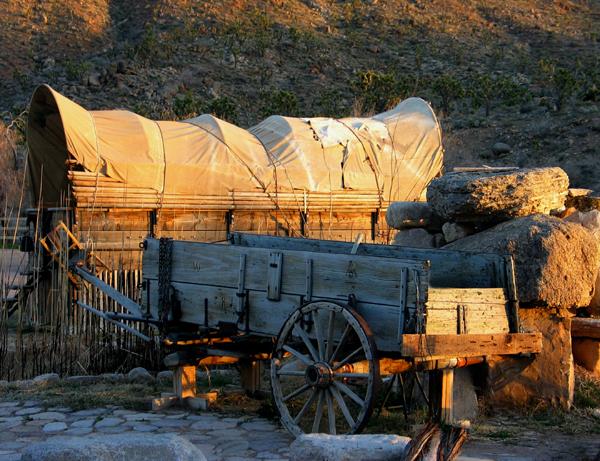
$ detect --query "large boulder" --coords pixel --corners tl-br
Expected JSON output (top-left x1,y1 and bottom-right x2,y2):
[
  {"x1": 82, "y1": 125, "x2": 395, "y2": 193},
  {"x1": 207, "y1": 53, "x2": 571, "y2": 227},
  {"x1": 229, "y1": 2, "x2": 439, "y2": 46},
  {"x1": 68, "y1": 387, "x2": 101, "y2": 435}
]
[
  {"x1": 385, "y1": 201, "x2": 441, "y2": 230},
  {"x1": 289, "y1": 434, "x2": 411, "y2": 461},
  {"x1": 427, "y1": 167, "x2": 569, "y2": 223},
  {"x1": 444, "y1": 214, "x2": 600, "y2": 308},
  {"x1": 21, "y1": 433, "x2": 206, "y2": 461},
  {"x1": 392, "y1": 228, "x2": 438, "y2": 248},
  {"x1": 565, "y1": 210, "x2": 600, "y2": 315}
]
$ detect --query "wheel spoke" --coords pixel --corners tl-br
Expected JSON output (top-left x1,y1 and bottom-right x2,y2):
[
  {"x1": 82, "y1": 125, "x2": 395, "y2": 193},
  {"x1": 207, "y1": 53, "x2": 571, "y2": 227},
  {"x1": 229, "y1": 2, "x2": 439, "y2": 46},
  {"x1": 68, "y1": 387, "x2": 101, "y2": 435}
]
[
  {"x1": 278, "y1": 358, "x2": 306, "y2": 375},
  {"x1": 283, "y1": 383, "x2": 311, "y2": 402},
  {"x1": 334, "y1": 373, "x2": 370, "y2": 379},
  {"x1": 313, "y1": 310, "x2": 325, "y2": 361},
  {"x1": 325, "y1": 310, "x2": 336, "y2": 360},
  {"x1": 333, "y1": 346, "x2": 363, "y2": 370},
  {"x1": 293, "y1": 325, "x2": 320, "y2": 362},
  {"x1": 326, "y1": 388, "x2": 336, "y2": 435},
  {"x1": 329, "y1": 323, "x2": 351, "y2": 363},
  {"x1": 333, "y1": 380, "x2": 365, "y2": 407},
  {"x1": 294, "y1": 388, "x2": 319, "y2": 423},
  {"x1": 277, "y1": 370, "x2": 305, "y2": 377},
  {"x1": 331, "y1": 385, "x2": 355, "y2": 429},
  {"x1": 283, "y1": 345, "x2": 313, "y2": 366},
  {"x1": 312, "y1": 390, "x2": 325, "y2": 433}
]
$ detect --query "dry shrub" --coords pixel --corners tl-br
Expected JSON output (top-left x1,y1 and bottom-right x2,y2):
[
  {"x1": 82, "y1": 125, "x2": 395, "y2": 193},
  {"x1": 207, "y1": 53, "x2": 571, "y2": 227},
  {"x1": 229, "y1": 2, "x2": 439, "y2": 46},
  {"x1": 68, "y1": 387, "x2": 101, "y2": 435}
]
[{"x1": 0, "y1": 121, "x2": 23, "y2": 214}]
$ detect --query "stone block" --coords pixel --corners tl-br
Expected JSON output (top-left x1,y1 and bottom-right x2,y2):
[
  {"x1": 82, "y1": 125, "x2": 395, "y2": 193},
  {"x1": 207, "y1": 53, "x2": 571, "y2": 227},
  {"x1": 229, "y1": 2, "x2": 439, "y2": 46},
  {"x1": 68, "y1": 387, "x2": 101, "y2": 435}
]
[
  {"x1": 442, "y1": 222, "x2": 474, "y2": 243},
  {"x1": 21, "y1": 433, "x2": 206, "y2": 461},
  {"x1": 385, "y1": 201, "x2": 442, "y2": 230},
  {"x1": 485, "y1": 308, "x2": 574, "y2": 409},
  {"x1": 427, "y1": 167, "x2": 569, "y2": 223},
  {"x1": 186, "y1": 397, "x2": 208, "y2": 411},
  {"x1": 32, "y1": 373, "x2": 59, "y2": 385},
  {"x1": 453, "y1": 368, "x2": 479, "y2": 421},
  {"x1": 127, "y1": 367, "x2": 154, "y2": 384},
  {"x1": 573, "y1": 338, "x2": 600, "y2": 376},
  {"x1": 289, "y1": 434, "x2": 411, "y2": 461},
  {"x1": 156, "y1": 370, "x2": 173, "y2": 383},
  {"x1": 392, "y1": 228, "x2": 436, "y2": 248}
]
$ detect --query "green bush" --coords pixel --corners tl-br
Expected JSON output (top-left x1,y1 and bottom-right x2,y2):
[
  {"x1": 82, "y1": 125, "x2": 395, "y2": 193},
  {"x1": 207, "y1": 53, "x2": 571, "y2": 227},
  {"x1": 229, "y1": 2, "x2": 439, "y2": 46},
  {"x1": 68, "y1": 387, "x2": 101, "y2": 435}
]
[
  {"x1": 431, "y1": 74, "x2": 465, "y2": 115},
  {"x1": 260, "y1": 90, "x2": 299, "y2": 117},
  {"x1": 221, "y1": 9, "x2": 276, "y2": 64},
  {"x1": 351, "y1": 70, "x2": 416, "y2": 113},
  {"x1": 206, "y1": 96, "x2": 238, "y2": 123},
  {"x1": 316, "y1": 89, "x2": 348, "y2": 118},
  {"x1": 133, "y1": 27, "x2": 173, "y2": 65},
  {"x1": 173, "y1": 91, "x2": 203, "y2": 119},
  {"x1": 64, "y1": 60, "x2": 91, "y2": 81},
  {"x1": 537, "y1": 59, "x2": 579, "y2": 111}
]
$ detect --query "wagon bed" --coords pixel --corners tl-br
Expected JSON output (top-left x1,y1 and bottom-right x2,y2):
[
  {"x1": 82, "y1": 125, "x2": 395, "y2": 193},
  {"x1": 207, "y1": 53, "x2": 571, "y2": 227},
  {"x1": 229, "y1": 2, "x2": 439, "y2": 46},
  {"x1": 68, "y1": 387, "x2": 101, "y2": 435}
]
[{"x1": 73, "y1": 232, "x2": 541, "y2": 435}]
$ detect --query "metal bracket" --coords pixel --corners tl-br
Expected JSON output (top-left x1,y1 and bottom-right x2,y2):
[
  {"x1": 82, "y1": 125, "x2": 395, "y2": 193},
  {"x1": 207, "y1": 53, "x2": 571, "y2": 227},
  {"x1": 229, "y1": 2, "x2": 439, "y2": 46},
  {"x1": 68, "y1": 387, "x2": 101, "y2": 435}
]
[
  {"x1": 236, "y1": 253, "x2": 247, "y2": 317},
  {"x1": 304, "y1": 258, "x2": 313, "y2": 302},
  {"x1": 457, "y1": 305, "x2": 468, "y2": 334},
  {"x1": 397, "y1": 267, "x2": 408, "y2": 344},
  {"x1": 267, "y1": 251, "x2": 283, "y2": 301}
]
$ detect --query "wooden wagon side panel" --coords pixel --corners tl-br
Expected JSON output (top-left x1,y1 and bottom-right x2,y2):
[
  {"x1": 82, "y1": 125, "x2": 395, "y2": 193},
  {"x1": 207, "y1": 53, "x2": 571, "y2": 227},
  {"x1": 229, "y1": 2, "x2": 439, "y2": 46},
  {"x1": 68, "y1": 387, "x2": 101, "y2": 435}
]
[
  {"x1": 231, "y1": 232, "x2": 505, "y2": 288},
  {"x1": 142, "y1": 239, "x2": 430, "y2": 352},
  {"x1": 424, "y1": 288, "x2": 510, "y2": 335}
]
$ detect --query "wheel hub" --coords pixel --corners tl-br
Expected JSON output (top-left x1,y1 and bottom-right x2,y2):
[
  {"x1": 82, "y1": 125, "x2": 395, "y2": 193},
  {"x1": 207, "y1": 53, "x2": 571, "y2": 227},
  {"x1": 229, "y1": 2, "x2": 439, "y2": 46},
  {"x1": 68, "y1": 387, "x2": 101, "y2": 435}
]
[{"x1": 305, "y1": 362, "x2": 333, "y2": 388}]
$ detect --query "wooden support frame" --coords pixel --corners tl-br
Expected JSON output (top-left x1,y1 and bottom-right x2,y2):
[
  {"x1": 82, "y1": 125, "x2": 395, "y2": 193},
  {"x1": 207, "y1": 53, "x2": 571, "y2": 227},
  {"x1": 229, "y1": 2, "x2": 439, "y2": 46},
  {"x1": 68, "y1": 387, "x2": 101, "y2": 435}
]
[
  {"x1": 440, "y1": 368, "x2": 454, "y2": 424},
  {"x1": 239, "y1": 359, "x2": 263, "y2": 396},
  {"x1": 173, "y1": 365, "x2": 197, "y2": 400},
  {"x1": 400, "y1": 333, "x2": 542, "y2": 359}
]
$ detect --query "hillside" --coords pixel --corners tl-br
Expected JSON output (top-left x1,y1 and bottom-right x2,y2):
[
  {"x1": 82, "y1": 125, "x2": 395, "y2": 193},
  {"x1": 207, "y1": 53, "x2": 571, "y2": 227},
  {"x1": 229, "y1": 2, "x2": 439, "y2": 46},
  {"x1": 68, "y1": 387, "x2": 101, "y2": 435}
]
[{"x1": 1, "y1": 0, "x2": 599, "y2": 191}]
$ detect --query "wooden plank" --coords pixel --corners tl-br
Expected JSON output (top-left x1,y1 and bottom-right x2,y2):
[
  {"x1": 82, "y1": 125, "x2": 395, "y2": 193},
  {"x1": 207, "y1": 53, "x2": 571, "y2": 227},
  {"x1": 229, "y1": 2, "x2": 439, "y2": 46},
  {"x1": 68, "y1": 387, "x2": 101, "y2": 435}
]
[
  {"x1": 232, "y1": 232, "x2": 505, "y2": 289},
  {"x1": 143, "y1": 238, "x2": 429, "y2": 309},
  {"x1": 146, "y1": 282, "x2": 410, "y2": 352},
  {"x1": 400, "y1": 333, "x2": 542, "y2": 358},
  {"x1": 572, "y1": 318, "x2": 600, "y2": 339},
  {"x1": 427, "y1": 288, "x2": 507, "y2": 304},
  {"x1": 425, "y1": 304, "x2": 510, "y2": 335},
  {"x1": 73, "y1": 266, "x2": 144, "y2": 317}
]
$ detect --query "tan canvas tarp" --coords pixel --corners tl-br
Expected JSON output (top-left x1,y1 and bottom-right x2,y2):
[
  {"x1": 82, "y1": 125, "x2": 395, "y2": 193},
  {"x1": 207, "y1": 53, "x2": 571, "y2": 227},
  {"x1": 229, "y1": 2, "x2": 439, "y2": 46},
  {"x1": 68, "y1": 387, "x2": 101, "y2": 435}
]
[{"x1": 27, "y1": 85, "x2": 443, "y2": 207}]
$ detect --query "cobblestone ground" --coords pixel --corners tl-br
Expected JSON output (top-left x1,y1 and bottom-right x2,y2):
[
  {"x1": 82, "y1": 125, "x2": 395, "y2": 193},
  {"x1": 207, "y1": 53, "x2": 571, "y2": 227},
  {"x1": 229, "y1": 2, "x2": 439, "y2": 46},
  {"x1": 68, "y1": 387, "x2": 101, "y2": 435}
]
[
  {"x1": 1, "y1": 400, "x2": 599, "y2": 460},
  {"x1": 0, "y1": 401, "x2": 293, "y2": 461}
]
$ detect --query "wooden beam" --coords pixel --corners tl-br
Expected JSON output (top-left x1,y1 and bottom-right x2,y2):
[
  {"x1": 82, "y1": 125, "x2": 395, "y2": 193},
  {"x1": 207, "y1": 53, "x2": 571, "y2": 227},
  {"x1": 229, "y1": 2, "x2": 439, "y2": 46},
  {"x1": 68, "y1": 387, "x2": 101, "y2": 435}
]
[
  {"x1": 400, "y1": 333, "x2": 542, "y2": 358},
  {"x1": 173, "y1": 365, "x2": 197, "y2": 400},
  {"x1": 572, "y1": 318, "x2": 600, "y2": 339},
  {"x1": 440, "y1": 368, "x2": 454, "y2": 424}
]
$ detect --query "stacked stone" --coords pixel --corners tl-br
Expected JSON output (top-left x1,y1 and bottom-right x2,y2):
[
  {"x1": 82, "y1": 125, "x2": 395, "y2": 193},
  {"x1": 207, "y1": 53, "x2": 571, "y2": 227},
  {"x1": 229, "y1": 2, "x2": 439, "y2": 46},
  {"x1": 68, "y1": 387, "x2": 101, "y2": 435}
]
[{"x1": 386, "y1": 166, "x2": 600, "y2": 408}]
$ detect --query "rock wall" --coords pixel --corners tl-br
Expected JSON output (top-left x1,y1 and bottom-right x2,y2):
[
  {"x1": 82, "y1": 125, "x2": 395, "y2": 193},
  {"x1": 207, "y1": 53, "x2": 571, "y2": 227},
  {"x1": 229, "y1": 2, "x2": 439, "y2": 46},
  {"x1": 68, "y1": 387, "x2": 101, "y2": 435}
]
[
  {"x1": 427, "y1": 167, "x2": 569, "y2": 223},
  {"x1": 445, "y1": 214, "x2": 600, "y2": 308},
  {"x1": 486, "y1": 308, "x2": 574, "y2": 409}
]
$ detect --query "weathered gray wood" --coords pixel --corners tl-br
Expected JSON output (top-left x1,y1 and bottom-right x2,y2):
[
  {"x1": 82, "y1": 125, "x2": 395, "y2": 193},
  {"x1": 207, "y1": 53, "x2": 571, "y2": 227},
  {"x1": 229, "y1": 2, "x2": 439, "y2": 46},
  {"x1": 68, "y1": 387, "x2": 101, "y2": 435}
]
[
  {"x1": 73, "y1": 266, "x2": 144, "y2": 317},
  {"x1": 143, "y1": 238, "x2": 429, "y2": 309},
  {"x1": 231, "y1": 232, "x2": 506, "y2": 289},
  {"x1": 267, "y1": 252, "x2": 283, "y2": 301},
  {"x1": 147, "y1": 282, "x2": 411, "y2": 351}
]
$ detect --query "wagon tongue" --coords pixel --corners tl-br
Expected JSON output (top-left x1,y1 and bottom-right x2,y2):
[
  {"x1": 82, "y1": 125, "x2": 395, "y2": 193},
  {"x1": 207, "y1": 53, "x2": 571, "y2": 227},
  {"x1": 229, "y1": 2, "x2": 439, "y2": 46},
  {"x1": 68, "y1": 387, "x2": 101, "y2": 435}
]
[{"x1": 67, "y1": 261, "x2": 157, "y2": 342}]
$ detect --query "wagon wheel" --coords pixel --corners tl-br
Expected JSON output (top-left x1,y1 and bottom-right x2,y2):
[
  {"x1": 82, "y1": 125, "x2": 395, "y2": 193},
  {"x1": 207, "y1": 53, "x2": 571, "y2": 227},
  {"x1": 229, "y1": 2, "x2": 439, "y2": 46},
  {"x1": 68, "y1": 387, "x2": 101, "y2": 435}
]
[{"x1": 271, "y1": 300, "x2": 380, "y2": 436}]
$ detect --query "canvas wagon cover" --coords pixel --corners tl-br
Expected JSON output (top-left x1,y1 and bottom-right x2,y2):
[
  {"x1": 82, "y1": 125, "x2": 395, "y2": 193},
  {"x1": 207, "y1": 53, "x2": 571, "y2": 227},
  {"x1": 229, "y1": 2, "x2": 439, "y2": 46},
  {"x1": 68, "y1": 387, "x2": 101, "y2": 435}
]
[{"x1": 27, "y1": 85, "x2": 443, "y2": 207}]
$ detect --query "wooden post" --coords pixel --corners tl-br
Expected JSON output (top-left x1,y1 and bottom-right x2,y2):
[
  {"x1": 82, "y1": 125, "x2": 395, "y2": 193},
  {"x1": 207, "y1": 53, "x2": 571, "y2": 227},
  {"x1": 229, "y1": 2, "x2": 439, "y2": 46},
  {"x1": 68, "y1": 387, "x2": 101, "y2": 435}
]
[
  {"x1": 239, "y1": 359, "x2": 262, "y2": 396},
  {"x1": 440, "y1": 368, "x2": 454, "y2": 424},
  {"x1": 173, "y1": 365, "x2": 197, "y2": 400}
]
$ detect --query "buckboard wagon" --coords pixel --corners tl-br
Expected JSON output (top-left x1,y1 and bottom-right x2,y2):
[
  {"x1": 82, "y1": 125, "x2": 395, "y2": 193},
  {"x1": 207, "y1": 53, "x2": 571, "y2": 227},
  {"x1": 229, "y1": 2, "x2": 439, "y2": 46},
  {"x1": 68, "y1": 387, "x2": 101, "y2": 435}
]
[{"x1": 72, "y1": 232, "x2": 542, "y2": 436}]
